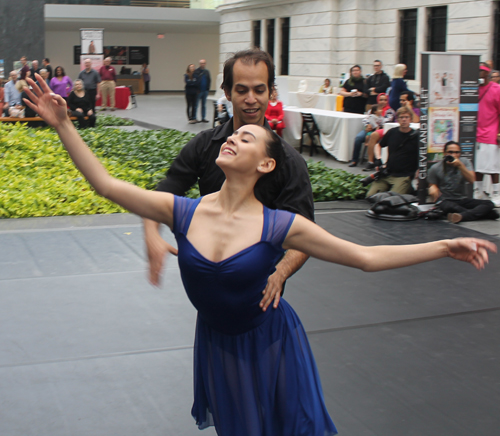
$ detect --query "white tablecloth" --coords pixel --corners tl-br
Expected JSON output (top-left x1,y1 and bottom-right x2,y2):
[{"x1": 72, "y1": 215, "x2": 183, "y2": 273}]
[
  {"x1": 288, "y1": 92, "x2": 340, "y2": 111},
  {"x1": 283, "y1": 107, "x2": 365, "y2": 162}
]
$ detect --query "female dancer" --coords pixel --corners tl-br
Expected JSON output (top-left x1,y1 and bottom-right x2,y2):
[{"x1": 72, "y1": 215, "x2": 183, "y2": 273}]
[{"x1": 24, "y1": 75, "x2": 495, "y2": 436}]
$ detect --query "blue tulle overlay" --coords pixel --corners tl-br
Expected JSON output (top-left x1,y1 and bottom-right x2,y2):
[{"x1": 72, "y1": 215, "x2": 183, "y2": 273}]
[{"x1": 173, "y1": 196, "x2": 338, "y2": 436}]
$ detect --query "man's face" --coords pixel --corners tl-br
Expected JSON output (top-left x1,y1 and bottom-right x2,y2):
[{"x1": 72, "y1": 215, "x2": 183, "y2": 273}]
[
  {"x1": 227, "y1": 60, "x2": 269, "y2": 129},
  {"x1": 398, "y1": 114, "x2": 411, "y2": 129},
  {"x1": 85, "y1": 60, "x2": 92, "y2": 70},
  {"x1": 373, "y1": 62, "x2": 382, "y2": 73},
  {"x1": 9, "y1": 72, "x2": 17, "y2": 82},
  {"x1": 199, "y1": 60, "x2": 206, "y2": 69}
]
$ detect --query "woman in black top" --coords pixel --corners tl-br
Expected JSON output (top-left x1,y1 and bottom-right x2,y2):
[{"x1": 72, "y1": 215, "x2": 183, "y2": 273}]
[
  {"x1": 184, "y1": 64, "x2": 198, "y2": 123},
  {"x1": 340, "y1": 65, "x2": 367, "y2": 114},
  {"x1": 67, "y1": 79, "x2": 96, "y2": 128}
]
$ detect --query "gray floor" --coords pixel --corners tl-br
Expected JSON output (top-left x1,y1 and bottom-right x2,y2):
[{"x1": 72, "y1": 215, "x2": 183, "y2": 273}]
[{"x1": 1, "y1": 95, "x2": 499, "y2": 436}]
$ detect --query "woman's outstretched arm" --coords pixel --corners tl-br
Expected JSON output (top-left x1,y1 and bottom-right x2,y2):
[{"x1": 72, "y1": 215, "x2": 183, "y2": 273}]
[
  {"x1": 23, "y1": 75, "x2": 174, "y2": 229},
  {"x1": 283, "y1": 215, "x2": 496, "y2": 272}
]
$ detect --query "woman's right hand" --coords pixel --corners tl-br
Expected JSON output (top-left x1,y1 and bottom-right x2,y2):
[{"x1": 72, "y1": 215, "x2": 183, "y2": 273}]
[{"x1": 23, "y1": 74, "x2": 70, "y2": 128}]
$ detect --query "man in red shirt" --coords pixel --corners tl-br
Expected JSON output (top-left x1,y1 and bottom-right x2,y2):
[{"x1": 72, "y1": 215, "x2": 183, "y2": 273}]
[
  {"x1": 98, "y1": 57, "x2": 116, "y2": 111},
  {"x1": 475, "y1": 64, "x2": 500, "y2": 207}
]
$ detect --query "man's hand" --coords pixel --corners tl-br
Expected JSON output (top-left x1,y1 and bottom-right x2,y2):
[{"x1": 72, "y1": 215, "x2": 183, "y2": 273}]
[
  {"x1": 146, "y1": 231, "x2": 178, "y2": 286},
  {"x1": 259, "y1": 249, "x2": 309, "y2": 311}
]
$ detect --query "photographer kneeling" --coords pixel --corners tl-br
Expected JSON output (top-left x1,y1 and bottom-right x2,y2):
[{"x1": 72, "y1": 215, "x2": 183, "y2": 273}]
[
  {"x1": 365, "y1": 106, "x2": 419, "y2": 198},
  {"x1": 428, "y1": 141, "x2": 498, "y2": 223}
]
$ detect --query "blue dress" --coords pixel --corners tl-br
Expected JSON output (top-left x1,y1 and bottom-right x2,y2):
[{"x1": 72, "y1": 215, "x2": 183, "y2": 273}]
[{"x1": 173, "y1": 196, "x2": 338, "y2": 436}]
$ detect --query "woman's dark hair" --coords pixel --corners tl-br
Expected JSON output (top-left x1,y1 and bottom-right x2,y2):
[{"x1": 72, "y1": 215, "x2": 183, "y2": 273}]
[
  {"x1": 255, "y1": 129, "x2": 285, "y2": 192},
  {"x1": 55, "y1": 66, "x2": 65, "y2": 77},
  {"x1": 221, "y1": 48, "x2": 275, "y2": 96}
]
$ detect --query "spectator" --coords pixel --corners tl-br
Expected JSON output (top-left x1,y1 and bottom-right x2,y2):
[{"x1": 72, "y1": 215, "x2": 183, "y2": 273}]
[
  {"x1": 39, "y1": 69, "x2": 50, "y2": 87},
  {"x1": 42, "y1": 58, "x2": 53, "y2": 81},
  {"x1": 475, "y1": 64, "x2": 500, "y2": 207},
  {"x1": 67, "y1": 79, "x2": 96, "y2": 129},
  {"x1": 184, "y1": 63, "x2": 198, "y2": 124},
  {"x1": 265, "y1": 88, "x2": 286, "y2": 137},
  {"x1": 3, "y1": 71, "x2": 22, "y2": 116},
  {"x1": 30, "y1": 60, "x2": 40, "y2": 78},
  {"x1": 339, "y1": 65, "x2": 367, "y2": 114},
  {"x1": 490, "y1": 70, "x2": 500, "y2": 84},
  {"x1": 19, "y1": 56, "x2": 30, "y2": 80},
  {"x1": 366, "y1": 106, "x2": 419, "y2": 197},
  {"x1": 194, "y1": 59, "x2": 211, "y2": 123},
  {"x1": 318, "y1": 78, "x2": 333, "y2": 94},
  {"x1": 428, "y1": 141, "x2": 498, "y2": 223},
  {"x1": 349, "y1": 103, "x2": 385, "y2": 167},
  {"x1": 141, "y1": 63, "x2": 150, "y2": 95},
  {"x1": 98, "y1": 57, "x2": 117, "y2": 111},
  {"x1": 399, "y1": 91, "x2": 420, "y2": 122},
  {"x1": 364, "y1": 60, "x2": 391, "y2": 107},
  {"x1": 389, "y1": 64, "x2": 411, "y2": 110},
  {"x1": 50, "y1": 66, "x2": 73, "y2": 100},
  {"x1": 78, "y1": 58, "x2": 101, "y2": 112}
]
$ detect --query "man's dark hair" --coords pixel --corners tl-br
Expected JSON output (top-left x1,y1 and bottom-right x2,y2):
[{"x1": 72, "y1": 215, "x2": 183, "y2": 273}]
[
  {"x1": 444, "y1": 140, "x2": 460, "y2": 152},
  {"x1": 221, "y1": 48, "x2": 275, "y2": 96},
  {"x1": 400, "y1": 91, "x2": 415, "y2": 102},
  {"x1": 43, "y1": 58, "x2": 50, "y2": 63}
]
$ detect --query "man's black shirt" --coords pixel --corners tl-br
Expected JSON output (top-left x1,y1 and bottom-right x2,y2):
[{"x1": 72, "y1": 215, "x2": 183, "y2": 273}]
[
  {"x1": 156, "y1": 119, "x2": 315, "y2": 221},
  {"x1": 379, "y1": 127, "x2": 419, "y2": 178}
]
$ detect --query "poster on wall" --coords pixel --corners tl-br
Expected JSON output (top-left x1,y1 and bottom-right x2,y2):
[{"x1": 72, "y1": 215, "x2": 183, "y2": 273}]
[
  {"x1": 81, "y1": 29, "x2": 104, "y2": 55},
  {"x1": 103, "y1": 46, "x2": 128, "y2": 65},
  {"x1": 128, "y1": 47, "x2": 149, "y2": 65},
  {"x1": 418, "y1": 52, "x2": 480, "y2": 203}
]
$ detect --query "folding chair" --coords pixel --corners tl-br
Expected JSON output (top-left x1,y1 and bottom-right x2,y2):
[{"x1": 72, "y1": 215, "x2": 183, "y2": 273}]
[{"x1": 300, "y1": 112, "x2": 323, "y2": 156}]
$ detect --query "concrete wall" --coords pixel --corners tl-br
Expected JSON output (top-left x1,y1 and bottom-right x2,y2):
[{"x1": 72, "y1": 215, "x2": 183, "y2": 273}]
[
  {"x1": 0, "y1": 0, "x2": 45, "y2": 79},
  {"x1": 45, "y1": 30, "x2": 219, "y2": 91}
]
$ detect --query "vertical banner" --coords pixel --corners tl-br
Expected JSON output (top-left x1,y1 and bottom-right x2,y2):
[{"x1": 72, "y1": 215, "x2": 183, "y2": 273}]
[
  {"x1": 418, "y1": 52, "x2": 480, "y2": 203},
  {"x1": 80, "y1": 29, "x2": 104, "y2": 55}
]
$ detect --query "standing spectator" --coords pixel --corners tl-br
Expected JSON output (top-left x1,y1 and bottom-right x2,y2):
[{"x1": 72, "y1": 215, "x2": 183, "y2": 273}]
[
  {"x1": 364, "y1": 60, "x2": 390, "y2": 107},
  {"x1": 194, "y1": 59, "x2": 211, "y2": 123},
  {"x1": 98, "y1": 57, "x2": 117, "y2": 111},
  {"x1": 339, "y1": 65, "x2": 367, "y2": 114},
  {"x1": 19, "y1": 56, "x2": 30, "y2": 80},
  {"x1": 68, "y1": 79, "x2": 96, "y2": 129},
  {"x1": 42, "y1": 58, "x2": 53, "y2": 81},
  {"x1": 3, "y1": 71, "x2": 22, "y2": 116},
  {"x1": 50, "y1": 66, "x2": 73, "y2": 100},
  {"x1": 389, "y1": 64, "x2": 411, "y2": 110},
  {"x1": 490, "y1": 70, "x2": 500, "y2": 84},
  {"x1": 78, "y1": 58, "x2": 101, "y2": 112},
  {"x1": 475, "y1": 64, "x2": 500, "y2": 207},
  {"x1": 318, "y1": 78, "x2": 333, "y2": 94},
  {"x1": 30, "y1": 60, "x2": 40, "y2": 78},
  {"x1": 141, "y1": 63, "x2": 150, "y2": 95},
  {"x1": 184, "y1": 64, "x2": 198, "y2": 123},
  {"x1": 265, "y1": 87, "x2": 286, "y2": 137},
  {"x1": 428, "y1": 141, "x2": 497, "y2": 223}
]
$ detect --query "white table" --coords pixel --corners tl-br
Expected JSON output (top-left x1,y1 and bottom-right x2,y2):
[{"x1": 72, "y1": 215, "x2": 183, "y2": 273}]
[
  {"x1": 288, "y1": 92, "x2": 340, "y2": 111},
  {"x1": 283, "y1": 107, "x2": 365, "y2": 162}
]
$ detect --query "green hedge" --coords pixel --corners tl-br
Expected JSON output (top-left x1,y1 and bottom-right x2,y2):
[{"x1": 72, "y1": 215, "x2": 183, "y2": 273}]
[{"x1": 0, "y1": 123, "x2": 366, "y2": 219}]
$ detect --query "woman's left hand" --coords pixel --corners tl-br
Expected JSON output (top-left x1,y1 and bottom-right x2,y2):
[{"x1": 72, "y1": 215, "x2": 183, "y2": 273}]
[{"x1": 447, "y1": 238, "x2": 497, "y2": 270}]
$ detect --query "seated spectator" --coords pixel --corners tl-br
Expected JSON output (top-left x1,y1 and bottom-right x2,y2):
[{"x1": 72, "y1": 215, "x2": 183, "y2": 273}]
[
  {"x1": 339, "y1": 65, "x2": 367, "y2": 114},
  {"x1": 366, "y1": 106, "x2": 419, "y2": 198},
  {"x1": 388, "y1": 64, "x2": 411, "y2": 110},
  {"x1": 217, "y1": 94, "x2": 233, "y2": 125},
  {"x1": 67, "y1": 79, "x2": 96, "y2": 128},
  {"x1": 399, "y1": 91, "x2": 420, "y2": 122},
  {"x1": 3, "y1": 71, "x2": 22, "y2": 117},
  {"x1": 428, "y1": 141, "x2": 498, "y2": 223},
  {"x1": 318, "y1": 78, "x2": 333, "y2": 94},
  {"x1": 265, "y1": 88, "x2": 286, "y2": 137},
  {"x1": 50, "y1": 66, "x2": 73, "y2": 100},
  {"x1": 349, "y1": 104, "x2": 384, "y2": 167}
]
